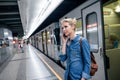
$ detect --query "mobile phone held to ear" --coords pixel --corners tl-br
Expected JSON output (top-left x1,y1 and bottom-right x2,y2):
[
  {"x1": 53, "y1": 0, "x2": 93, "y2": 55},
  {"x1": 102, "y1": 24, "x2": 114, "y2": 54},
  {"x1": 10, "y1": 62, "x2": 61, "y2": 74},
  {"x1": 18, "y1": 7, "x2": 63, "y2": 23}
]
[{"x1": 63, "y1": 34, "x2": 67, "y2": 39}]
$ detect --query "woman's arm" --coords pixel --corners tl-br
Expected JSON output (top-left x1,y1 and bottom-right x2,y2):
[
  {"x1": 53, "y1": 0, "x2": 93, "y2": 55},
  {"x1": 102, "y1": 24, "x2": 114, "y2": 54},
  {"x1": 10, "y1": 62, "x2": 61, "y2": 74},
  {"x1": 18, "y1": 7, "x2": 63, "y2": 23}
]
[{"x1": 59, "y1": 36, "x2": 68, "y2": 62}]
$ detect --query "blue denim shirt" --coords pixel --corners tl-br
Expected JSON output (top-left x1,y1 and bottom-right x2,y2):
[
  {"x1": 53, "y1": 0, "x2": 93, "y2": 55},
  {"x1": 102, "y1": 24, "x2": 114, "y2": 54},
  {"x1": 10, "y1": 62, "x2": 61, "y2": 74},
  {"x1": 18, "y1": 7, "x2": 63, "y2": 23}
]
[{"x1": 59, "y1": 35, "x2": 91, "y2": 80}]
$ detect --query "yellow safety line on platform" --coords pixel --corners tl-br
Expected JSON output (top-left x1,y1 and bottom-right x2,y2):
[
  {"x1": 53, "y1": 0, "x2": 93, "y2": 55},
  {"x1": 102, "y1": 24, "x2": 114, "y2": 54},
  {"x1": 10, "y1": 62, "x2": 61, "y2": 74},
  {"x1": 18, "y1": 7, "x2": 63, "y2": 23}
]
[
  {"x1": 40, "y1": 57, "x2": 62, "y2": 80},
  {"x1": 32, "y1": 46, "x2": 62, "y2": 80}
]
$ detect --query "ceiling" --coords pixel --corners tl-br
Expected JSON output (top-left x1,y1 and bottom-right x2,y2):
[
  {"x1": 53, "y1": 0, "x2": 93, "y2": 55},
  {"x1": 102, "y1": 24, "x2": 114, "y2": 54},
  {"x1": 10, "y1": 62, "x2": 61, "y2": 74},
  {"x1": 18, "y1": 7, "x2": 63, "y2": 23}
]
[
  {"x1": 32, "y1": 0, "x2": 87, "y2": 35},
  {"x1": 0, "y1": 0, "x2": 23, "y2": 37},
  {"x1": 104, "y1": 0, "x2": 120, "y2": 9},
  {"x1": 0, "y1": 0, "x2": 109, "y2": 38},
  {"x1": 32, "y1": 0, "x2": 110, "y2": 36}
]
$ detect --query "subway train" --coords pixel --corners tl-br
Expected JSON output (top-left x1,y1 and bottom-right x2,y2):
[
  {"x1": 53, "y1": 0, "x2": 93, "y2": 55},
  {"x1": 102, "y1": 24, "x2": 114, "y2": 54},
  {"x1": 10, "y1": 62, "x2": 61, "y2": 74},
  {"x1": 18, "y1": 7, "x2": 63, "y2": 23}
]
[{"x1": 29, "y1": 0, "x2": 120, "y2": 80}]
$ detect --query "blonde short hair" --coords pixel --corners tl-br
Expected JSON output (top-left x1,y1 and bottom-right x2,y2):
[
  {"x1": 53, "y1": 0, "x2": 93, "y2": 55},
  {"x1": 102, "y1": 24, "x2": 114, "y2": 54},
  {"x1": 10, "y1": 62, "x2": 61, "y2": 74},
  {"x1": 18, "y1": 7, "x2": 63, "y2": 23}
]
[{"x1": 60, "y1": 18, "x2": 77, "y2": 27}]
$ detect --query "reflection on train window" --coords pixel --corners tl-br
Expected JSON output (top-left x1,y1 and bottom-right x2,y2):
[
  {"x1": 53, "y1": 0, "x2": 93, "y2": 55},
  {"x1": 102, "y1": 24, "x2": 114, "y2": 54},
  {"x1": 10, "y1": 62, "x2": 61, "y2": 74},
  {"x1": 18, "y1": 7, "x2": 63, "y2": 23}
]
[
  {"x1": 86, "y1": 12, "x2": 99, "y2": 53},
  {"x1": 0, "y1": 38, "x2": 9, "y2": 48},
  {"x1": 76, "y1": 18, "x2": 82, "y2": 36},
  {"x1": 54, "y1": 28, "x2": 60, "y2": 45},
  {"x1": 105, "y1": 24, "x2": 120, "y2": 49}
]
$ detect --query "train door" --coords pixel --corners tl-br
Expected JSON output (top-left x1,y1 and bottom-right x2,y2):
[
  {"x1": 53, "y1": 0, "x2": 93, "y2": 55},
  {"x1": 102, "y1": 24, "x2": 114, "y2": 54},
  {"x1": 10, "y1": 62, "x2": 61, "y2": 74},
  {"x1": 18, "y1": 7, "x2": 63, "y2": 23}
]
[
  {"x1": 53, "y1": 26, "x2": 60, "y2": 62},
  {"x1": 41, "y1": 31, "x2": 45, "y2": 53},
  {"x1": 31, "y1": 36, "x2": 34, "y2": 45},
  {"x1": 45, "y1": 30, "x2": 48, "y2": 55},
  {"x1": 49, "y1": 27, "x2": 54, "y2": 59},
  {"x1": 34, "y1": 35, "x2": 36, "y2": 48},
  {"x1": 51, "y1": 23, "x2": 60, "y2": 61},
  {"x1": 35, "y1": 34, "x2": 39, "y2": 48},
  {"x1": 46, "y1": 27, "x2": 52, "y2": 57},
  {"x1": 82, "y1": 1, "x2": 106, "y2": 80},
  {"x1": 37, "y1": 34, "x2": 39, "y2": 49},
  {"x1": 34, "y1": 36, "x2": 36, "y2": 47},
  {"x1": 38, "y1": 33, "x2": 42, "y2": 51}
]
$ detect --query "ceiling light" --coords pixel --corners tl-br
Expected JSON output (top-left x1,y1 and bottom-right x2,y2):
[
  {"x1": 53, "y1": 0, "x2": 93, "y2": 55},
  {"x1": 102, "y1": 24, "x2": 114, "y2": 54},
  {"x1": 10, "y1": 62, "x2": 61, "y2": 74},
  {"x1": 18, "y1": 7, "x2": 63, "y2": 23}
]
[
  {"x1": 25, "y1": 0, "x2": 63, "y2": 38},
  {"x1": 115, "y1": 5, "x2": 120, "y2": 12}
]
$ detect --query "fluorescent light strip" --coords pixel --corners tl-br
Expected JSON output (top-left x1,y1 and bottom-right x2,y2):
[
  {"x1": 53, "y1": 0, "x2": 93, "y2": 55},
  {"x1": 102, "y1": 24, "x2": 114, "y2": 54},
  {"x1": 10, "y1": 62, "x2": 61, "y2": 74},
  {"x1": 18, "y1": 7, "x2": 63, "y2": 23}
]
[{"x1": 26, "y1": 0, "x2": 63, "y2": 38}]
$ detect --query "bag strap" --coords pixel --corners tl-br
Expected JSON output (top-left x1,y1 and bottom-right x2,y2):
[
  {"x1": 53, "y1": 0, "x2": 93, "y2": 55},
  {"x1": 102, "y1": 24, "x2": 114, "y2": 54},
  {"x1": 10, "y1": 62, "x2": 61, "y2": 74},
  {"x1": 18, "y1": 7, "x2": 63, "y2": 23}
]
[
  {"x1": 80, "y1": 38, "x2": 96, "y2": 64},
  {"x1": 80, "y1": 37, "x2": 83, "y2": 58},
  {"x1": 80, "y1": 37, "x2": 82, "y2": 51}
]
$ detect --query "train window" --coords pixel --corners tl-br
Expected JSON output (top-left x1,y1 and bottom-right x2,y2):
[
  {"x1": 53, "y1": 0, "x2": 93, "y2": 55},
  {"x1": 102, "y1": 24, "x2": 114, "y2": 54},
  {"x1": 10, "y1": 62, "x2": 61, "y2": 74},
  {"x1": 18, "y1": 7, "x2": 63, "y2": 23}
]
[
  {"x1": 41, "y1": 31, "x2": 45, "y2": 52},
  {"x1": 5, "y1": 38, "x2": 9, "y2": 46},
  {"x1": 50, "y1": 31, "x2": 53, "y2": 44},
  {"x1": 0, "y1": 38, "x2": 9, "y2": 48},
  {"x1": 104, "y1": 24, "x2": 109, "y2": 39},
  {"x1": 54, "y1": 28, "x2": 60, "y2": 45},
  {"x1": 38, "y1": 33, "x2": 42, "y2": 42},
  {"x1": 76, "y1": 18, "x2": 82, "y2": 36},
  {"x1": 105, "y1": 24, "x2": 120, "y2": 49},
  {"x1": 47, "y1": 31, "x2": 51, "y2": 43},
  {"x1": 86, "y1": 12, "x2": 99, "y2": 53}
]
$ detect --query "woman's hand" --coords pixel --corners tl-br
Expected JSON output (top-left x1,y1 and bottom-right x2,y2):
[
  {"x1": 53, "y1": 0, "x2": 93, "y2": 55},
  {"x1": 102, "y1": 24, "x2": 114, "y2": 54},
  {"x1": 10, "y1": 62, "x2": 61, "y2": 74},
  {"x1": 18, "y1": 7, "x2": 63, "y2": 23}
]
[
  {"x1": 81, "y1": 78, "x2": 86, "y2": 80},
  {"x1": 61, "y1": 34, "x2": 68, "y2": 55},
  {"x1": 62, "y1": 34, "x2": 68, "y2": 44}
]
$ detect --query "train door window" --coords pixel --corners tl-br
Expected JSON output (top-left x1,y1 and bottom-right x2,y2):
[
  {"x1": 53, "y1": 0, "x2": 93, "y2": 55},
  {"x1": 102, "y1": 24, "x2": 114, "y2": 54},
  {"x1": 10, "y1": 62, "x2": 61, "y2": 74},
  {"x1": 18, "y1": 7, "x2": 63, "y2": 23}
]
[
  {"x1": 54, "y1": 28, "x2": 60, "y2": 45},
  {"x1": 104, "y1": 24, "x2": 111, "y2": 50},
  {"x1": 76, "y1": 18, "x2": 83, "y2": 36},
  {"x1": 86, "y1": 12, "x2": 99, "y2": 52},
  {"x1": 45, "y1": 30, "x2": 48, "y2": 44},
  {"x1": 38, "y1": 33, "x2": 42, "y2": 42},
  {"x1": 42, "y1": 31, "x2": 45, "y2": 52},
  {"x1": 50, "y1": 30, "x2": 53, "y2": 44},
  {"x1": 45, "y1": 30, "x2": 48, "y2": 54},
  {"x1": 47, "y1": 31, "x2": 51, "y2": 44}
]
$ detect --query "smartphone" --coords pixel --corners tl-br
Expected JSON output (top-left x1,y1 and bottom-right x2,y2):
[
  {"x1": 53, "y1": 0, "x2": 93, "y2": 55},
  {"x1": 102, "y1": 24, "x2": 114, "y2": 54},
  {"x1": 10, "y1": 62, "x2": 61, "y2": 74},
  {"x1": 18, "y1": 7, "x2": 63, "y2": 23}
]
[{"x1": 63, "y1": 34, "x2": 67, "y2": 39}]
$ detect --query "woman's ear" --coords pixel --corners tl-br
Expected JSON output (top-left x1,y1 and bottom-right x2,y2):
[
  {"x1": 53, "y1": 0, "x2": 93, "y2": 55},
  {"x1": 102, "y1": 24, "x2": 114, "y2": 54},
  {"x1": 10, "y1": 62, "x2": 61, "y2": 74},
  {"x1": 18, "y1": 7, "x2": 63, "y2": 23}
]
[{"x1": 71, "y1": 25, "x2": 75, "y2": 30}]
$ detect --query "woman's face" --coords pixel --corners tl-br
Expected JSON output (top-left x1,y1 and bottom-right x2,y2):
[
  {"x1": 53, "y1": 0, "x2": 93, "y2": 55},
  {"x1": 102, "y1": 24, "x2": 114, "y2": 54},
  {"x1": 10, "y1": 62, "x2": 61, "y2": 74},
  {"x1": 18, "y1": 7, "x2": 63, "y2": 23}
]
[{"x1": 61, "y1": 22, "x2": 74, "y2": 37}]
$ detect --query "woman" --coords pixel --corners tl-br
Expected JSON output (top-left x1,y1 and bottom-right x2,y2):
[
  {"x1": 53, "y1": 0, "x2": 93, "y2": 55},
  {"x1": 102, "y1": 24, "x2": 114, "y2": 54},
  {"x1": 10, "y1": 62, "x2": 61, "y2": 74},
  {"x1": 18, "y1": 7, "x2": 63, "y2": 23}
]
[{"x1": 59, "y1": 18, "x2": 91, "y2": 80}]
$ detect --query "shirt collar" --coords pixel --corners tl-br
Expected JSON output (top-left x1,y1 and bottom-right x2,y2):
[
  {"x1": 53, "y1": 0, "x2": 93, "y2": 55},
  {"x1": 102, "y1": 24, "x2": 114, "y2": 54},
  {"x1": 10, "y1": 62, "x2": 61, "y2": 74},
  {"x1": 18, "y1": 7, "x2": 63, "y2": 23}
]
[{"x1": 71, "y1": 34, "x2": 80, "y2": 42}]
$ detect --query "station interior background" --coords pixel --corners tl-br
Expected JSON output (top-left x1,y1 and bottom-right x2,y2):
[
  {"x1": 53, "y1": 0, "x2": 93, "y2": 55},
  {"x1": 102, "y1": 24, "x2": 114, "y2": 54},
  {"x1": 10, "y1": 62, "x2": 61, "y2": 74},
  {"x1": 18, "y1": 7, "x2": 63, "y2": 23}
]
[{"x1": 0, "y1": 0, "x2": 120, "y2": 80}]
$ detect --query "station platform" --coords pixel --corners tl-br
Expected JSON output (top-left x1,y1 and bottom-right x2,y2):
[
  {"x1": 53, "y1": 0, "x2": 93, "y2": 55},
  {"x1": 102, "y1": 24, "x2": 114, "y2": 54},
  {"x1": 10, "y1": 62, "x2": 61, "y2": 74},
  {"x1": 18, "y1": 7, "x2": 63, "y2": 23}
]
[{"x1": 0, "y1": 44, "x2": 64, "y2": 80}]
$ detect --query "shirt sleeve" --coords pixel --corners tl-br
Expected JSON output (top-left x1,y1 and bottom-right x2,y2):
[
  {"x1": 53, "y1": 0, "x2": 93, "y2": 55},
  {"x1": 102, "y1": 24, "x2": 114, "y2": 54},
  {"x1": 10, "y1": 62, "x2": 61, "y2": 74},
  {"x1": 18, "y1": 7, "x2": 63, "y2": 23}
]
[
  {"x1": 59, "y1": 52, "x2": 67, "y2": 62},
  {"x1": 81, "y1": 38, "x2": 91, "y2": 79}
]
